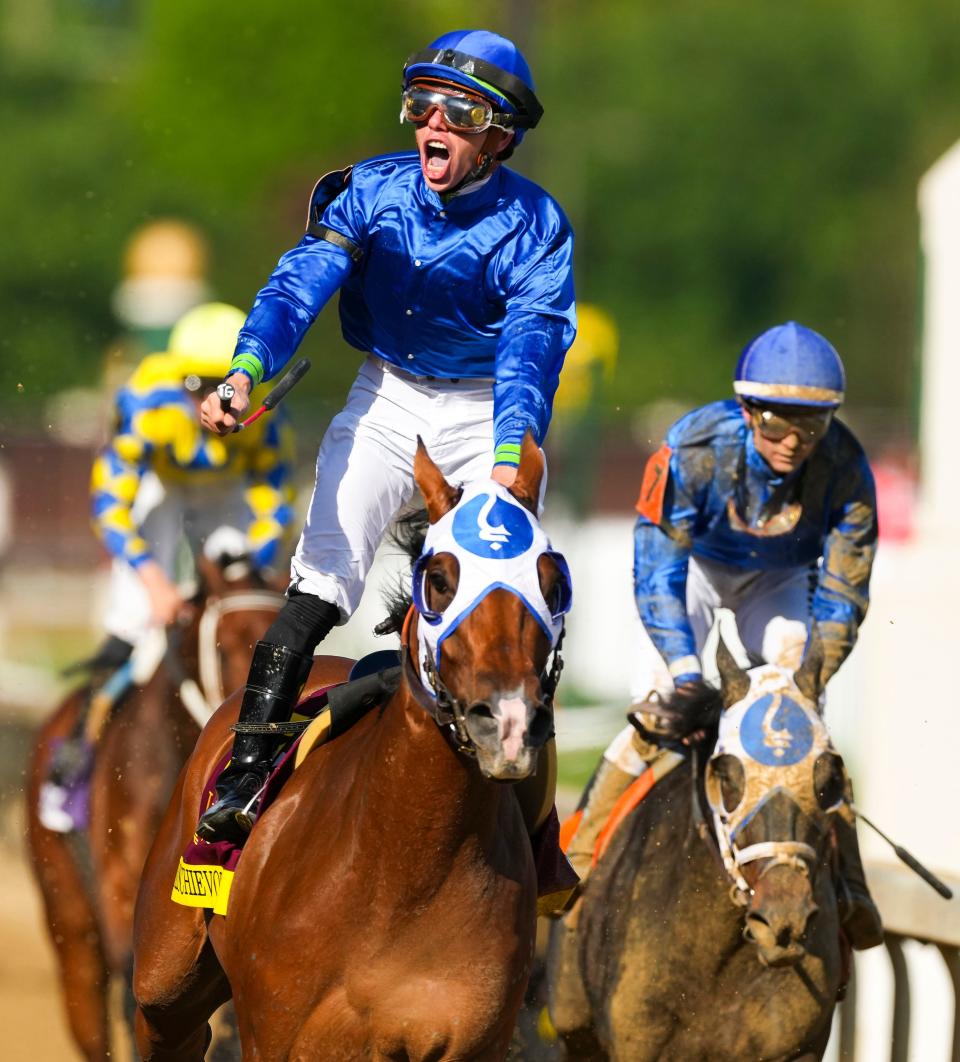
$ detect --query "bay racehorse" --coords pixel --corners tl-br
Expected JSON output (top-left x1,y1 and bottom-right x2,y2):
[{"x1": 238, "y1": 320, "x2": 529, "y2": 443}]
[
  {"x1": 547, "y1": 635, "x2": 847, "y2": 1061},
  {"x1": 25, "y1": 553, "x2": 285, "y2": 1061},
  {"x1": 132, "y1": 436, "x2": 570, "y2": 1060}
]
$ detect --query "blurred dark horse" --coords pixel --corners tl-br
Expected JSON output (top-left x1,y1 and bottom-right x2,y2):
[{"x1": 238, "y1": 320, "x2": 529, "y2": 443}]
[
  {"x1": 25, "y1": 554, "x2": 284, "y2": 1061},
  {"x1": 547, "y1": 637, "x2": 846, "y2": 1061},
  {"x1": 132, "y1": 438, "x2": 565, "y2": 1060}
]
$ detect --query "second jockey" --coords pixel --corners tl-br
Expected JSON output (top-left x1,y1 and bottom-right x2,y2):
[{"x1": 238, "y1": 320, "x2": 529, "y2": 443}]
[
  {"x1": 39, "y1": 303, "x2": 295, "y2": 832},
  {"x1": 565, "y1": 321, "x2": 883, "y2": 950},
  {"x1": 196, "y1": 29, "x2": 576, "y2": 842}
]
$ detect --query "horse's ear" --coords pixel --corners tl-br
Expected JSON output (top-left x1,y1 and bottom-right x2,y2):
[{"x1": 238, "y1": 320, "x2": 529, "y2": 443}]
[
  {"x1": 509, "y1": 431, "x2": 544, "y2": 514},
  {"x1": 716, "y1": 635, "x2": 750, "y2": 708},
  {"x1": 794, "y1": 624, "x2": 824, "y2": 704},
  {"x1": 414, "y1": 436, "x2": 460, "y2": 523}
]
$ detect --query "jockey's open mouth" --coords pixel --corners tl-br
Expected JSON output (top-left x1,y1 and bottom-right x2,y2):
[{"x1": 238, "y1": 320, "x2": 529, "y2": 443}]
[{"x1": 423, "y1": 139, "x2": 451, "y2": 182}]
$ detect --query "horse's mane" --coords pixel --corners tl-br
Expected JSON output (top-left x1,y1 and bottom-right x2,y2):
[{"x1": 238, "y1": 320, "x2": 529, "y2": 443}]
[{"x1": 375, "y1": 508, "x2": 428, "y2": 637}]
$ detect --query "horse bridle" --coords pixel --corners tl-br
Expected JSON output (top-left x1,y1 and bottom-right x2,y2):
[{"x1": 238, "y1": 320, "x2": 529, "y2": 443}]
[
  {"x1": 168, "y1": 589, "x2": 285, "y2": 726},
  {"x1": 399, "y1": 605, "x2": 565, "y2": 759},
  {"x1": 690, "y1": 746, "x2": 821, "y2": 909}
]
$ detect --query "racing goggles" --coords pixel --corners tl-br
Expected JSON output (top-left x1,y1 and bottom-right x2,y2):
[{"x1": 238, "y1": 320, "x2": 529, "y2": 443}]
[
  {"x1": 747, "y1": 403, "x2": 833, "y2": 443},
  {"x1": 400, "y1": 85, "x2": 512, "y2": 133}
]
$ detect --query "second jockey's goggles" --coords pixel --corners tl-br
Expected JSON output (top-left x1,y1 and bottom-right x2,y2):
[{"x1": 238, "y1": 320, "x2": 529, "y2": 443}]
[
  {"x1": 400, "y1": 83, "x2": 514, "y2": 133},
  {"x1": 745, "y1": 402, "x2": 833, "y2": 443},
  {"x1": 412, "y1": 480, "x2": 572, "y2": 688}
]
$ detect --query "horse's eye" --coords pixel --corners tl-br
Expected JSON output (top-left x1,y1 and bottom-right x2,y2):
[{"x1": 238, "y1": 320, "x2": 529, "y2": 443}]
[
  {"x1": 813, "y1": 752, "x2": 845, "y2": 811},
  {"x1": 428, "y1": 569, "x2": 450, "y2": 594},
  {"x1": 709, "y1": 754, "x2": 746, "y2": 813}
]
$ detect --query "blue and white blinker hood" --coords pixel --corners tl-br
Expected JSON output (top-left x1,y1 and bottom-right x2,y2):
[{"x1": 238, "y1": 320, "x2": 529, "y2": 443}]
[{"x1": 412, "y1": 480, "x2": 571, "y2": 689}]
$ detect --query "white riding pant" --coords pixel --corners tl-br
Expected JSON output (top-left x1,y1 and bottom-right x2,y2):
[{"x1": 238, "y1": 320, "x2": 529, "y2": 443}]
[
  {"x1": 290, "y1": 356, "x2": 546, "y2": 622},
  {"x1": 608, "y1": 555, "x2": 814, "y2": 776},
  {"x1": 102, "y1": 473, "x2": 249, "y2": 645}
]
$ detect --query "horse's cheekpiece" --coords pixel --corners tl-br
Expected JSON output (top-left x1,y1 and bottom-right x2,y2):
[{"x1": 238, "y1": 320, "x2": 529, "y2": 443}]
[
  {"x1": 412, "y1": 478, "x2": 572, "y2": 683},
  {"x1": 171, "y1": 665, "x2": 398, "y2": 915}
]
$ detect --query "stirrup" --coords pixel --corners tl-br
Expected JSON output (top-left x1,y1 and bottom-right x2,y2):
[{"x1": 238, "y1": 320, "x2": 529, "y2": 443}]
[{"x1": 196, "y1": 773, "x2": 268, "y2": 844}]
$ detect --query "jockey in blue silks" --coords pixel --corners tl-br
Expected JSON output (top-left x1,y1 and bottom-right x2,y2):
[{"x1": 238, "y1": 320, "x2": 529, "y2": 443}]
[
  {"x1": 195, "y1": 30, "x2": 576, "y2": 843},
  {"x1": 565, "y1": 322, "x2": 883, "y2": 950}
]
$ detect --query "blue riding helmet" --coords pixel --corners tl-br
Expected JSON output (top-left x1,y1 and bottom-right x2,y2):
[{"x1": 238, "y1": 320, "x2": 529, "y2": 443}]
[
  {"x1": 403, "y1": 29, "x2": 542, "y2": 146},
  {"x1": 734, "y1": 321, "x2": 846, "y2": 409}
]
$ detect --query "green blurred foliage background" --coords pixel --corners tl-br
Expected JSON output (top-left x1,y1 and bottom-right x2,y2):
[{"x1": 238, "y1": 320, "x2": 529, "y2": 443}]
[{"x1": 3, "y1": 0, "x2": 960, "y2": 433}]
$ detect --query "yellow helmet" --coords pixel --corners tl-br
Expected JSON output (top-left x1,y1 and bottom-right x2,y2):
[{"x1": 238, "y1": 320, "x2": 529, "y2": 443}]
[{"x1": 168, "y1": 302, "x2": 246, "y2": 384}]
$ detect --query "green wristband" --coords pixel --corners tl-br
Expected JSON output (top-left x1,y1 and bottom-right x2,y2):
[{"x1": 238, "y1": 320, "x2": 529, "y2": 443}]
[
  {"x1": 494, "y1": 442, "x2": 522, "y2": 467},
  {"x1": 229, "y1": 352, "x2": 264, "y2": 386}
]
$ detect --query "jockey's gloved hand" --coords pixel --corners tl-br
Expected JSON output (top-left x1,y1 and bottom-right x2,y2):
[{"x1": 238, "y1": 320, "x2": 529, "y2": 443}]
[{"x1": 629, "y1": 678, "x2": 718, "y2": 745}]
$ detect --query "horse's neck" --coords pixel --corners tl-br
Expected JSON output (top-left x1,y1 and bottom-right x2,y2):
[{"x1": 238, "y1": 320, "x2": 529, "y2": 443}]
[{"x1": 367, "y1": 683, "x2": 508, "y2": 854}]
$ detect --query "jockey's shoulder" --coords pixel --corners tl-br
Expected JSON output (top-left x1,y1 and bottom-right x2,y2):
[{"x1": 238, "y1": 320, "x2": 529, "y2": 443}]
[
  {"x1": 349, "y1": 151, "x2": 421, "y2": 185},
  {"x1": 810, "y1": 417, "x2": 874, "y2": 488},
  {"x1": 666, "y1": 399, "x2": 744, "y2": 453}
]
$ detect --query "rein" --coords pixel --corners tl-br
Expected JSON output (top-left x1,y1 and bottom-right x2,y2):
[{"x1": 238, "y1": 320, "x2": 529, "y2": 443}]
[
  {"x1": 399, "y1": 605, "x2": 565, "y2": 759},
  {"x1": 690, "y1": 746, "x2": 818, "y2": 909}
]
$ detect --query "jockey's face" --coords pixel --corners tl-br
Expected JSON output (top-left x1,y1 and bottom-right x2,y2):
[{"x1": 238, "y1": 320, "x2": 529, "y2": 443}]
[
  {"x1": 742, "y1": 402, "x2": 830, "y2": 475},
  {"x1": 413, "y1": 90, "x2": 514, "y2": 194}
]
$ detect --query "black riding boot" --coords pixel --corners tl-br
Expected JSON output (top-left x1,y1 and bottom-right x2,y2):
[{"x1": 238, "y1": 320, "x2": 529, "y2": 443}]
[
  {"x1": 196, "y1": 640, "x2": 313, "y2": 843},
  {"x1": 834, "y1": 814, "x2": 884, "y2": 950}
]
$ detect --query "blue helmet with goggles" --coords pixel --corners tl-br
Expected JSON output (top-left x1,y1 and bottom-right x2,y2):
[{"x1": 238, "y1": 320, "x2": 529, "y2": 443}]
[
  {"x1": 734, "y1": 321, "x2": 846, "y2": 409},
  {"x1": 402, "y1": 29, "x2": 542, "y2": 148}
]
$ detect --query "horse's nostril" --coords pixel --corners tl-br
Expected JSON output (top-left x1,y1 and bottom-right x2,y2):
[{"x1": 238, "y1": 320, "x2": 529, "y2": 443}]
[{"x1": 466, "y1": 701, "x2": 494, "y2": 721}]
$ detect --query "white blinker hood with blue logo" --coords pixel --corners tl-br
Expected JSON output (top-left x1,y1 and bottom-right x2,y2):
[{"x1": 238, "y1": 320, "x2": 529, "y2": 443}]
[{"x1": 413, "y1": 480, "x2": 572, "y2": 690}]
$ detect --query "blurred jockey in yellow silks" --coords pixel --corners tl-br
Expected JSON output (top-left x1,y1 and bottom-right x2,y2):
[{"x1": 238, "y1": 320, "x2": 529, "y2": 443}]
[{"x1": 39, "y1": 302, "x2": 296, "y2": 833}]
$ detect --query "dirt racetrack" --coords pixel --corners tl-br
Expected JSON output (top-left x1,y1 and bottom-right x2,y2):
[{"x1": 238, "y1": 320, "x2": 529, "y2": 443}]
[{"x1": 0, "y1": 721, "x2": 89, "y2": 1061}]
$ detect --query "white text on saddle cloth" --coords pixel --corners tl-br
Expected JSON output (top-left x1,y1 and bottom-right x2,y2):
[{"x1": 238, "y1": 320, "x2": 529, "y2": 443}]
[{"x1": 413, "y1": 480, "x2": 572, "y2": 695}]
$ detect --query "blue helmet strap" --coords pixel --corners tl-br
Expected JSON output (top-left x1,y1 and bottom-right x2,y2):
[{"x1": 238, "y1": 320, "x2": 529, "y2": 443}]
[{"x1": 441, "y1": 135, "x2": 500, "y2": 202}]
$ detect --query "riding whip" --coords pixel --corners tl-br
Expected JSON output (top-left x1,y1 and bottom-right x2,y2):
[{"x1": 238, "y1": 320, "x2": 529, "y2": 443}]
[
  {"x1": 856, "y1": 809, "x2": 953, "y2": 899},
  {"x1": 217, "y1": 357, "x2": 311, "y2": 431}
]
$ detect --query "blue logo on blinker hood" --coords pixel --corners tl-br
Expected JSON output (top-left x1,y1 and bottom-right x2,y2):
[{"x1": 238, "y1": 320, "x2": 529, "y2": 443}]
[
  {"x1": 451, "y1": 493, "x2": 534, "y2": 560},
  {"x1": 741, "y1": 694, "x2": 814, "y2": 767}
]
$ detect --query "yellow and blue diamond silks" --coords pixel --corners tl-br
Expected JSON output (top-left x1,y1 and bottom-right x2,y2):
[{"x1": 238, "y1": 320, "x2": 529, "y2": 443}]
[{"x1": 90, "y1": 352, "x2": 295, "y2": 570}]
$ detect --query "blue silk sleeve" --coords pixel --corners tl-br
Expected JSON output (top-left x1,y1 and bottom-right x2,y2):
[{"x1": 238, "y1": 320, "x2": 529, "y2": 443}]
[
  {"x1": 633, "y1": 447, "x2": 701, "y2": 680},
  {"x1": 492, "y1": 214, "x2": 575, "y2": 462},
  {"x1": 233, "y1": 169, "x2": 371, "y2": 382},
  {"x1": 812, "y1": 454, "x2": 878, "y2": 682},
  {"x1": 235, "y1": 235, "x2": 355, "y2": 383}
]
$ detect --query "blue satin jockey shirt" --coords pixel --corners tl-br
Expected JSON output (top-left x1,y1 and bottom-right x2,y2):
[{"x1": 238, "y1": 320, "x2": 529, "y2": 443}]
[
  {"x1": 634, "y1": 400, "x2": 878, "y2": 683},
  {"x1": 232, "y1": 151, "x2": 576, "y2": 463}
]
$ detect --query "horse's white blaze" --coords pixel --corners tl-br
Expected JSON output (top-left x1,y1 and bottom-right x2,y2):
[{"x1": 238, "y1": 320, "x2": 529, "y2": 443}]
[{"x1": 496, "y1": 696, "x2": 527, "y2": 762}]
